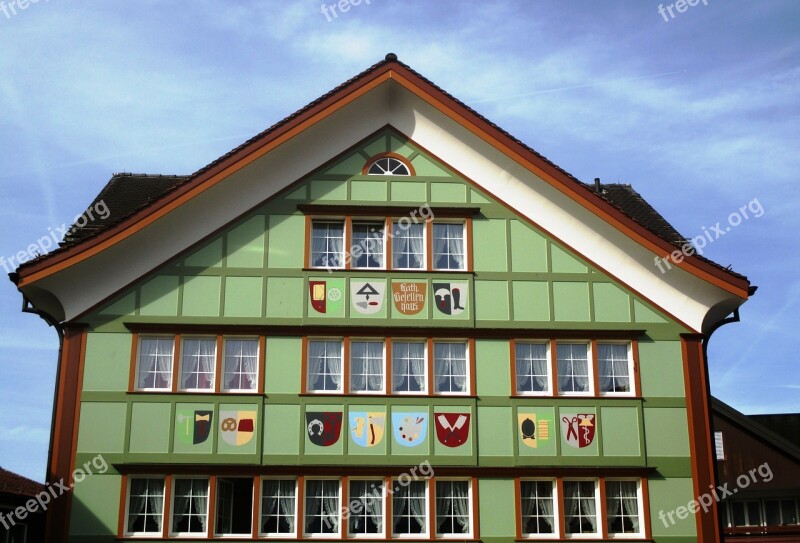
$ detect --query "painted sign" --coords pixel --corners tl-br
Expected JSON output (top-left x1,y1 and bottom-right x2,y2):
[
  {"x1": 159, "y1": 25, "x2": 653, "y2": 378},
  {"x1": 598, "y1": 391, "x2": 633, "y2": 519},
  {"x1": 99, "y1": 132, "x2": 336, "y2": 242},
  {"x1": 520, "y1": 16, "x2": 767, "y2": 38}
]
[
  {"x1": 518, "y1": 413, "x2": 551, "y2": 449},
  {"x1": 392, "y1": 413, "x2": 428, "y2": 447},
  {"x1": 349, "y1": 411, "x2": 385, "y2": 448},
  {"x1": 219, "y1": 410, "x2": 256, "y2": 447},
  {"x1": 433, "y1": 283, "x2": 468, "y2": 316},
  {"x1": 561, "y1": 413, "x2": 596, "y2": 448},
  {"x1": 306, "y1": 412, "x2": 343, "y2": 447},
  {"x1": 434, "y1": 413, "x2": 470, "y2": 448},
  {"x1": 309, "y1": 279, "x2": 345, "y2": 316},
  {"x1": 176, "y1": 410, "x2": 213, "y2": 445},
  {"x1": 392, "y1": 282, "x2": 427, "y2": 316},
  {"x1": 352, "y1": 281, "x2": 385, "y2": 315}
]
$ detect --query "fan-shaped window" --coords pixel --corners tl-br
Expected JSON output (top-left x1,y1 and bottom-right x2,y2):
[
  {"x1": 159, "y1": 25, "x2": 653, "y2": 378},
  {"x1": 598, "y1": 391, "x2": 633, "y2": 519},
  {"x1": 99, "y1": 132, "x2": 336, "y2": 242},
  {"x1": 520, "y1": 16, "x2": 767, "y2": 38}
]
[{"x1": 366, "y1": 156, "x2": 411, "y2": 176}]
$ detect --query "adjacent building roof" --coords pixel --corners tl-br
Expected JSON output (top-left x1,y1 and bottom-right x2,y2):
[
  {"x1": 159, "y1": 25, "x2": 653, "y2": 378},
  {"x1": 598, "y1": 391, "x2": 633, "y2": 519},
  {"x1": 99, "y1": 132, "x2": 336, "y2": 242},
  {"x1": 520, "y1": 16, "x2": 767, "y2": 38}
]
[
  {"x1": 712, "y1": 397, "x2": 800, "y2": 464},
  {"x1": 0, "y1": 467, "x2": 44, "y2": 498}
]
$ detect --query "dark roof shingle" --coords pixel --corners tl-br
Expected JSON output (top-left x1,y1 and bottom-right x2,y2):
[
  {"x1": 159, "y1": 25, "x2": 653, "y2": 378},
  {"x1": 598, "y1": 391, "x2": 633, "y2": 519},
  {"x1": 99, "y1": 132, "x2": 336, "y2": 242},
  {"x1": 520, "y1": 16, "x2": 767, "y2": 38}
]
[{"x1": 0, "y1": 467, "x2": 44, "y2": 498}]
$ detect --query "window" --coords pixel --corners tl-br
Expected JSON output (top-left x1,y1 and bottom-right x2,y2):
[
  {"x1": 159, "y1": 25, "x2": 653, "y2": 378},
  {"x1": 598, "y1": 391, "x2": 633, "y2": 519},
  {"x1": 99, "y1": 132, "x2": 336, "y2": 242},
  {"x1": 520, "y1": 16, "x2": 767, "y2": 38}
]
[
  {"x1": 557, "y1": 344, "x2": 592, "y2": 395},
  {"x1": 350, "y1": 341, "x2": 385, "y2": 393},
  {"x1": 391, "y1": 341, "x2": 427, "y2": 393},
  {"x1": 311, "y1": 221, "x2": 345, "y2": 269},
  {"x1": 0, "y1": 521, "x2": 25, "y2": 543},
  {"x1": 433, "y1": 342, "x2": 468, "y2": 394},
  {"x1": 605, "y1": 480, "x2": 641, "y2": 537},
  {"x1": 432, "y1": 223, "x2": 466, "y2": 271},
  {"x1": 714, "y1": 431, "x2": 725, "y2": 460},
  {"x1": 261, "y1": 479, "x2": 297, "y2": 536},
  {"x1": 435, "y1": 480, "x2": 471, "y2": 536},
  {"x1": 515, "y1": 343, "x2": 550, "y2": 395},
  {"x1": 351, "y1": 222, "x2": 385, "y2": 269},
  {"x1": 126, "y1": 478, "x2": 165, "y2": 535},
  {"x1": 136, "y1": 337, "x2": 174, "y2": 391},
  {"x1": 223, "y1": 338, "x2": 259, "y2": 392},
  {"x1": 307, "y1": 340, "x2": 344, "y2": 393},
  {"x1": 171, "y1": 478, "x2": 209, "y2": 535},
  {"x1": 598, "y1": 344, "x2": 632, "y2": 394},
  {"x1": 392, "y1": 222, "x2": 425, "y2": 269},
  {"x1": 367, "y1": 156, "x2": 411, "y2": 176},
  {"x1": 563, "y1": 481, "x2": 599, "y2": 536},
  {"x1": 179, "y1": 337, "x2": 216, "y2": 392},
  {"x1": 520, "y1": 480, "x2": 556, "y2": 537},
  {"x1": 392, "y1": 480, "x2": 427, "y2": 536},
  {"x1": 348, "y1": 479, "x2": 384, "y2": 536},
  {"x1": 732, "y1": 500, "x2": 764, "y2": 527},
  {"x1": 304, "y1": 479, "x2": 341, "y2": 536},
  {"x1": 215, "y1": 478, "x2": 253, "y2": 536}
]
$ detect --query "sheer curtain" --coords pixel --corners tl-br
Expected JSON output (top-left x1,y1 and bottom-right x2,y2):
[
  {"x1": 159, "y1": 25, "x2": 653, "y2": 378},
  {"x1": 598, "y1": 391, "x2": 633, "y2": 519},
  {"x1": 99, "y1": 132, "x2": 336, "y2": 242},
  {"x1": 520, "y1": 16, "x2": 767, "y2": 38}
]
[
  {"x1": 366, "y1": 489, "x2": 382, "y2": 532},
  {"x1": 516, "y1": 344, "x2": 549, "y2": 392},
  {"x1": 598, "y1": 344, "x2": 630, "y2": 392},
  {"x1": 262, "y1": 480, "x2": 278, "y2": 532},
  {"x1": 280, "y1": 482, "x2": 296, "y2": 533},
  {"x1": 182, "y1": 338, "x2": 215, "y2": 390},
  {"x1": 311, "y1": 223, "x2": 343, "y2": 267},
  {"x1": 408, "y1": 483, "x2": 427, "y2": 532},
  {"x1": 538, "y1": 484, "x2": 554, "y2": 533},
  {"x1": 564, "y1": 482, "x2": 579, "y2": 533},
  {"x1": 448, "y1": 225, "x2": 465, "y2": 270},
  {"x1": 433, "y1": 224, "x2": 447, "y2": 269},
  {"x1": 581, "y1": 485, "x2": 597, "y2": 533},
  {"x1": 392, "y1": 343, "x2": 425, "y2": 392},
  {"x1": 173, "y1": 480, "x2": 192, "y2": 531},
  {"x1": 558, "y1": 344, "x2": 589, "y2": 392},
  {"x1": 322, "y1": 481, "x2": 339, "y2": 533},
  {"x1": 620, "y1": 482, "x2": 640, "y2": 532},
  {"x1": 127, "y1": 479, "x2": 147, "y2": 531},
  {"x1": 351, "y1": 342, "x2": 384, "y2": 392},
  {"x1": 305, "y1": 481, "x2": 321, "y2": 531},
  {"x1": 434, "y1": 343, "x2": 467, "y2": 393},
  {"x1": 225, "y1": 340, "x2": 258, "y2": 391},
  {"x1": 308, "y1": 341, "x2": 326, "y2": 391},
  {"x1": 453, "y1": 482, "x2": 470, "y2": 532},
  {"x1": 393, "y1": 223, "x2": 424, "y2": 268},
  {"x1": 138, "y1": 338, "x2": 172, "y2": 389},
  {"x1": 195, "y1": 483, "x2": 208, "y2": 532}
]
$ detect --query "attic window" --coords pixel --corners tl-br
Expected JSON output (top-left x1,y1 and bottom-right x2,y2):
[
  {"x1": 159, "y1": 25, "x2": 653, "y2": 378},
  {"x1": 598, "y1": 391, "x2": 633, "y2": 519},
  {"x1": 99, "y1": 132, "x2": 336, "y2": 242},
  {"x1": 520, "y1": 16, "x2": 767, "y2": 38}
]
[{"x1": 364, "y1": 154, "x2": 413, "y2": 176}]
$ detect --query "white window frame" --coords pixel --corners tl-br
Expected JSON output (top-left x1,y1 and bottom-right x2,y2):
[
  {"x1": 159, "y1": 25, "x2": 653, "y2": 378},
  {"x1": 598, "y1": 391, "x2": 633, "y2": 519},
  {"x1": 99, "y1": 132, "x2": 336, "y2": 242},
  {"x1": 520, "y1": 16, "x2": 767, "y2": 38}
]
[
  {"x1": 432, "y1": 341, "x2": 470, "y2": 396},
  {"x1": 556, "y1": 342, "x2": 594, "y2": 397},
  {"x1": 303, "y1": 478, "x2": 343, "y2": 538},
  {"x1": 124, "y1": 476, "x2": 166, "y2": 537},
  {"x1": 563, "y1": 479, "x2": 601, "y2": 539},
  {"x1": 514, "y1": 342, "x2": 553, "y2": 396},
  {"x1": 605, "y1": 479, "x2": 644, "y2": 539},
  {"x1": 169, "y1": 477, "x2": 210, "y2": 537},
  {"x1": 349, "y1": 339, "x2": 386, "y2": 395},
  {"x1": 259, "y1": 477, "x2": 298, "y2": 538},
  {"x1": 431, "y1": 221, "x2": 467, "y2": 272},
  {"x1": 177, "y1": 336, "x2": 217, "y2": 393},
  {"x1": 434, "y1": 478, "x2": 473, "y2": 539},
  {"x1": 391, "y1": 220, "x2": 427, "y2": 271},
  {"x1": 350, "y1": 220, "x2": 387, "y2": 270},
  {"x1": 391, "y1": 478, "x2": 429, "y2": 538},
  {"x1": 214, "y1": 476, "x2": 255, "y2": 537},
  {"x1": 346, "y1": 477, "x2": 386, "y2": 539},
  {"x1": 391, "y1": 340, "x2": 428, "y2": 395},
  {"x1": 135, "y1": 336, "x2": 174, "y2": 392},
  {"x1": 307, "y1": 339, "x2": 345, "y2": 394},
  {"x1": 367, "y1": 156, "x2": 411, "y2": 176},
  {"x1": 597, "y1": 342, "x2": 635, "y2": 397},
  {"x1": 221, "y1": 337, "x2": 260, "y2": 393},
  {"x1": 519, "y1": 478, "x2": 559, "y2": 539},
  {"x1": 310, "y1": 220, "x2": 346, "y2": 270}
]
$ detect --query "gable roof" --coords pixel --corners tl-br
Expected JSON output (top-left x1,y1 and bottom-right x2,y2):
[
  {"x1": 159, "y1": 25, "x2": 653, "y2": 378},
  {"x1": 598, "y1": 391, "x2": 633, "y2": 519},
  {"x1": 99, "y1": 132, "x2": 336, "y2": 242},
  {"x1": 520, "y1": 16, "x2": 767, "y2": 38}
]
[
  {"x1": 0, "y1": 466, "x2": 44, "y2": 498},
  {"x1": 712, "y1": 397, "x2": 800, "y2": 464}
]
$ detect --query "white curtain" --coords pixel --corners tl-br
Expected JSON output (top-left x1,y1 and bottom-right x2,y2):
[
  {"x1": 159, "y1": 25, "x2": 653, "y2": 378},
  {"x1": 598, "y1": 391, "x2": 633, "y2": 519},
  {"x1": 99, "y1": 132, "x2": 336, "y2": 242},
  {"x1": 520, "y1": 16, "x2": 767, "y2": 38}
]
[
  {"x1": 311, "y1": 223, "x2": 343, "y2": 267},
  {"x1": 433, "y1": 224, "x2": 447, "y2": 268},
  {"x1": 538, "y1": 484, "x2": 554, "y2": 532},
  {"x1": 516, "y1": 344, "x2": 549, "y2": 392},
  {"x1": 598, "y1": 344, "x2": 629, "y2": 392},
  {"x1": 195, "y1": 482, "x2": 208, "y2": 532},
  {"x1": 262, "y1": 480, "x2": 277, "y2": 532},
  {"x1": 392, "y1": 342, "x2": 425, "y2": 392},
  {"x1": 351, "y1": 342, "x2": 384, "y2": 392},
  {"x1": 173, "y1": 480, "x2": 192, "y2": 531},
  {"x1": 138, "y1": 338, "x2": 172, "y2": 389},
  {"x1": 558, "y1": 344, "x2": 589, "y2": 392},
  {"x1": 564, "y1": 482, "x2": 579, "y2": 533},
  {"x1": 581, "y1": 485, "x2": 597, "y2": 533},
  {"x1": 322, "y1": 481, "x2": 340, "y2": 532},
  {"x1": 393, "y1": 223, "x2": 424, "y2": 268},
  {"x1": 433, "y1": 224, "x2": 465, "y2": 269},
  {"x1": 225, "y1": 339, "x2": 258, "y2": 390},
  {"x1": 366, "y1": 487, "x2": 382, "y2": 532},
  {"x1": 280, "y1": 482, "x2": 296, "y2": 533},
  {"x1": 127, "y1": 479, "x2": 147, "y2": 531},
  {"x1": 452, "y1": 482, "x2": 470, "y2": 532},
  {"x1": 620, "y1": 481, "x2": 640, "y2": 532},
  {"x1": 408, "y1": 482, "x2": 427, "y2": 531},
  {"x1": 435, "y1": 343, "x2": 467, "y2": 393},
  {"x1": 181, "y1": 338, "x2": 216, "y2": 390},
  {"x1": 305, "y1": 481, "x2": 321, "y2": 531}
]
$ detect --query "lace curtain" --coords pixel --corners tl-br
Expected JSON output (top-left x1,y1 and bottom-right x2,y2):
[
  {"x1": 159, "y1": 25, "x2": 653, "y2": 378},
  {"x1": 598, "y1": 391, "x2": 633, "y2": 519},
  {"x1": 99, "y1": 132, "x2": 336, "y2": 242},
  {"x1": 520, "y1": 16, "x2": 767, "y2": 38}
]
[
  {"x1": 392, "y1": 223, "x2": 424, "y2": 268},
  {"x1": 392, "y1": 342, "x2": 426, "y2": 392},
  {"x1": 598, "y1": 344, "x2": 630, "y2": 392},
  {"x1": 434, "y1": 343, "x2": 467, "y2": 393},
  {"x1": 181, "y1": 338, "x2": 216, "y2": 390},
  {"x1": 433, "y1": 224, "x2": 465, "y2": 269},
  {"x1": 224, "y1": 339, "x2": 258, "y2": 390},
  {"x1": 350, "y1": 342, "x2": 384, "y2": 392},
  {"x1": 137, "y1": 338, "x2": 173, "y2": 389},
  {"x1": 557, "y1": 344, "x2": 589, "y2": 392},
  {"x1": 516, "y1": 343, "x2": 549, "y2": 392},
  {"x1": 308, "y1": 341, "x2": 342, "y2": 391},
  {"x1": 128, "y1": 478, "x2": 163, "y2": 533}
]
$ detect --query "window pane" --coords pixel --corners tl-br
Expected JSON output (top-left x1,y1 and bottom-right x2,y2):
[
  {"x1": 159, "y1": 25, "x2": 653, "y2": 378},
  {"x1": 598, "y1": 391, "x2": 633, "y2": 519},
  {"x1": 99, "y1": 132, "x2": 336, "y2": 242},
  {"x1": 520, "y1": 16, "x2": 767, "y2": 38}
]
[
  {"x1": 215, "y1": 478, "x2": 253, "y2": 535},
  {"x1": 351, "y1": 223, "x2": 384, "y2": 268},
  {"x1": 348, "y1": 480, "x2": 383, "y2": 534},
  {"x1": 305, "y1": 480, "x2": 340, "y2": 534},
  {"x1": 138, "y1": 338, "x2": 174, "y2": 390},
  {"x1": 393, "y1": 481, "x2": 427, "y2": 535},
  {"x1": 436, "y1": 480, "x2": 470, "y2": 535},
  {"x1": 392, "y1": 223, "x2": 424, "y2": 269},
  {"x1": 765, "y1": 500, "x2": 781, "y2": 526},
  {"x1": 127, "y1": 478, "x2": 164, "y2": 534},
  {"x1": 434, "y1": 342, "x2": 468, "y2": 394},
  {"x1": 515, "y1": 343, "x2": 549, "y2": 393},
  {"x1": 172, "y1": 479, "x2": 208, "y2": 534},
  {"x1": 432, "y1": 223, "x2": 465, "y2": 270},
  {"x1": 392, "y1": 342, "x2": 426, "y2": 393},
  {"x1": 564, "y1": 481, "x2": 597, "y2": 535},
  {"x1": 520, "y1": 481, "x2": 555, "y2": 535},
  {"x1": 606, "y1": 480, "x2": 640, "y2": 534},
  {"x1": 557, "y1": 344, "x2": 590, "y2": 394},
  {"x1": 180, "y1": 338, "x2": 216, "y2": 391},
  {"x1": 261, "y1": 479, "x2": 296, "y2": 535},
  {"x1": 223, "y1": 339, "x2": 258, "y2": 391},
  {"x1": 367, "y1": 157, "x2": 410, "y2": 176},
  {"x1": 746, "y1": 501, "x2": 762, "y2": 526},
  {"x1": 350, "y1": 341, "x2": 384, "y2": 392},
  {"x1": 307, "y1": 340, "x2": 343, "y2": 392},
  {"x1": 598, "y1": 343, "x2": 631, "y2": 393},
  {"x1": 732, "y1": 502, "x2": 747, "y2": 526},
  {"x1": 782, "y1": 500, "x2": 799, "y2": 525},
  {"x1": 311, "y1": 221, "x2": 344, "y2": 268}
]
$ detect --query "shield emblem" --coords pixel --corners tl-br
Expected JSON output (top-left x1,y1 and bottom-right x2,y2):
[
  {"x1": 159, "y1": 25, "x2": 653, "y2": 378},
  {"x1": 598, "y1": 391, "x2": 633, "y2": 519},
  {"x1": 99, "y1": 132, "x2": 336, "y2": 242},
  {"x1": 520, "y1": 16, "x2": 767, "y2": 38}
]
[
  {"x1": 392, "y1": 413, "x2": 428, "y2": 447},
  {"x1": 310, "y1": 281, "x2": 327, "y2": 313},
  {"x1": 434, "y1": 413, "x2": 470, "y2": 447},
  {"x1": 176, "y1": 410, "x2": 213, "y2": 445},
  {"x1": 219, "y1": 411, "x2": 256, "y2": 446},
  {"x1": 518, "y1": 413, "x2": 551, "y2": 449},
  {"x1": 432, "y1": 283, "x2": 467, "y2": 315},
  {"x1": 391, "y1": 282, "x2": 427, "y2": 315},
  {"x1": 561, "y1": 413, "x2": 596, "y2": 448},
  {"x1": 352, "y1": 281, "x2": 385, "y2": 314},
  {"x1": 306, "y1": 412, "x2": 343, "y2": 447},
  {"x1": 349, "y1": 412, "x2": 385, "y2": 447}
]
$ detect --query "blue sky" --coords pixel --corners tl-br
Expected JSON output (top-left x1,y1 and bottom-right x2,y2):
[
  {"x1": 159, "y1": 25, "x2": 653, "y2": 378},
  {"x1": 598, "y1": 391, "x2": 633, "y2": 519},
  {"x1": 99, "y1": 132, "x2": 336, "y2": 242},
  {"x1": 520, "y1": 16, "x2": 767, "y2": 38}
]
[{"x1": 0, "y1": 0, "x2": 797, "y2": 482}]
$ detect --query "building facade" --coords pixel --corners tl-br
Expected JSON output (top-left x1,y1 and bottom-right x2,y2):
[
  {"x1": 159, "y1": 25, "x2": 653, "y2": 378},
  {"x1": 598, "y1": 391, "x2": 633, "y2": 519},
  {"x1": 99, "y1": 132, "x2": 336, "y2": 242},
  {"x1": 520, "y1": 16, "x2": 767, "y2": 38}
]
[{"x1": 11, "y1": 55, "x2": 753, "y2": 543}]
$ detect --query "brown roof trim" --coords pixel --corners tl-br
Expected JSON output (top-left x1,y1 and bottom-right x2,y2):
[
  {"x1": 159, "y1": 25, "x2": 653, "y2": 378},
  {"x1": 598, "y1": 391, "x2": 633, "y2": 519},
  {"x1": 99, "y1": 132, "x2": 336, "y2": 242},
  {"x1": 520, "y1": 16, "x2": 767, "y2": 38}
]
[{"x1": 15, "y1": 55, "x2": 749, "y2": 298}]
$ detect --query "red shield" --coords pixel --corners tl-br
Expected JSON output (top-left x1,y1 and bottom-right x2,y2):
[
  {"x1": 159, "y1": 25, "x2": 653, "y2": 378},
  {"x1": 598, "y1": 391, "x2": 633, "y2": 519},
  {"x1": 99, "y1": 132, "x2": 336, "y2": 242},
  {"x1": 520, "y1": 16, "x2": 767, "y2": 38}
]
[{"x1": 434, "y1": 413, "x2": 470, "y2": 448}]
